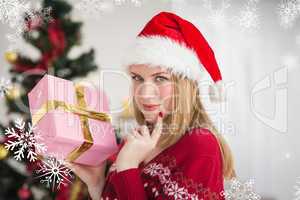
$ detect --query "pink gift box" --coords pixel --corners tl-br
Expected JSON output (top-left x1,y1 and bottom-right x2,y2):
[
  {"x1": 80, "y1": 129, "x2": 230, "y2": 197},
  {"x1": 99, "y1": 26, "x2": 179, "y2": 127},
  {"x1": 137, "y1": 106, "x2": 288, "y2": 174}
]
[{"x1": 28, "y1": 74, "x2": 118, "y2": 166}]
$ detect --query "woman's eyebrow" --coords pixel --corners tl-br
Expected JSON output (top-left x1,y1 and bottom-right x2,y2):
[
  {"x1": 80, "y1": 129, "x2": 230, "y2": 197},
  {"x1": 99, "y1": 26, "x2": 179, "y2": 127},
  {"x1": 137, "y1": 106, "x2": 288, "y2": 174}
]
[
  {"x1": 130, "y1": 72, "x2": 168, "y2": 76},
  {"x1": 130, "y1": 72, "x2": 141, "y2": 76},
  {"x1": 151, "y1": 72, "x2": 168, "y2": 76}
]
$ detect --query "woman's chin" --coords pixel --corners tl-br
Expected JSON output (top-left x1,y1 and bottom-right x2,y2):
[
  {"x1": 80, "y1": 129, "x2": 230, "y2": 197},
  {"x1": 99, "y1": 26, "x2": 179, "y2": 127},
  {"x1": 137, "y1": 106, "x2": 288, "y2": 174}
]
[{"x1": 143, "y1": 112, "x2": 158, "y2": 123}]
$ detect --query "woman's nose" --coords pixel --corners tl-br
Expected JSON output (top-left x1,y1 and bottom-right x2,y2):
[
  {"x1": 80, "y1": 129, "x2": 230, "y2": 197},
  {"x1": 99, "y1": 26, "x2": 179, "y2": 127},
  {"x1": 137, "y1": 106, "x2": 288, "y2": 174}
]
[{"x1": 138, "y1": 81, "x2": 159, "y2": 99}]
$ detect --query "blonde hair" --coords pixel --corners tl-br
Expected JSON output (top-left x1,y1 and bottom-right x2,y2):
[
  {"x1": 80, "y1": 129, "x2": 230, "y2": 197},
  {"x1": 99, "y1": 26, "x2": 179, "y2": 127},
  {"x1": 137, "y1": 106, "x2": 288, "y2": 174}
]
[{"x1": 132, "y1": 71, "x2": 236, "y2": 180}]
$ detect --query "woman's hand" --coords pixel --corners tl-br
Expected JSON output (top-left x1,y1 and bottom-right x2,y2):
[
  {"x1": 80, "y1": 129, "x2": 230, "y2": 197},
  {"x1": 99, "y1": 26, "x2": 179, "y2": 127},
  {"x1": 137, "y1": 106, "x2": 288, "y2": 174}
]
[
  {"x1": 64, "y1": 160, "x2": 107, "y2": 187},
  {"x1": 64, "y1": 160, "x2": 107, "y2": 200},
  {"x1": 115, "y1": 112, "x2": 164, "y2": 172}
]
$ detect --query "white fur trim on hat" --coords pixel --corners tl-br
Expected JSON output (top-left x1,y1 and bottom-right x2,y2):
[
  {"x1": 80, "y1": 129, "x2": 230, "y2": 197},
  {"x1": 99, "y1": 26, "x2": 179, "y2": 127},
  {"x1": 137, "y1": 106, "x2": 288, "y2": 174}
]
[
  {"x1": 121, "y1": 35, "x2": 205, "y2": 82},
  {"x1": 209, "y1": 80, "x2": 226, "y2": 102}
]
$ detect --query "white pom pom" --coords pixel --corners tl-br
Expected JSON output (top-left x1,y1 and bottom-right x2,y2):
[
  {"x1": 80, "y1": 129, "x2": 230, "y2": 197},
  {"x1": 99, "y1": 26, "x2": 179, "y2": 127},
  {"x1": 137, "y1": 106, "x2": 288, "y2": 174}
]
[{"x1": 209, "y1": 80, "x2": 226, "y2": 103}]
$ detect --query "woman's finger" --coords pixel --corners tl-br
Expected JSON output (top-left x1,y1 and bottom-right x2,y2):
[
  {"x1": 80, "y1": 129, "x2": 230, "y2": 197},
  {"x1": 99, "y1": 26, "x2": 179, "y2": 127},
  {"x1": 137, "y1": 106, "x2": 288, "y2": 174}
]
[
  {"x1": 126, "y1": 130, "x2": 137, "y2": 140},
  {"x1": 151, "y1": 112, "x2": 163, "y2": 143},
  {"x1": 133, "y1": 128, "x2": 143, "y2": 139},
  {"x1": 135, "y1": 126, "x2": 143, "y2": 135},
  {"x1": 64, "y1": 161, "x2": 75, "y2": 171},
  {"x1": 64, "y1": 161, "x2": 80, "y2": 174},
  {"x1": 125, "y1": 132, "x2": 135, "y2": 142},
  {"x1": 140, "y1": 125, "x2": 150, "y2": 137}
]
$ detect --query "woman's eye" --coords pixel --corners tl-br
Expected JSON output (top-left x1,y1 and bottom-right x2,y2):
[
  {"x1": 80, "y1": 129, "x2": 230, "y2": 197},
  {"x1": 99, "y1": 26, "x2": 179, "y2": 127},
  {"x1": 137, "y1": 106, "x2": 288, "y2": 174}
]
[
  {"x1": 131, "y1": 75, "x2": 143, "y2": 81},
  {"x1": 155, "y1": 76, "x2": 169, "y2": 82}
]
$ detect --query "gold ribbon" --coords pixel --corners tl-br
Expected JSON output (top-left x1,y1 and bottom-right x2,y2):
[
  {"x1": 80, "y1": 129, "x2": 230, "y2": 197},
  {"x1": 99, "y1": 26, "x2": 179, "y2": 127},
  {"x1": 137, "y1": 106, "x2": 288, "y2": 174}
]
[{"x1": 32, "y1": 83, "x2": 111, "y2": 162}]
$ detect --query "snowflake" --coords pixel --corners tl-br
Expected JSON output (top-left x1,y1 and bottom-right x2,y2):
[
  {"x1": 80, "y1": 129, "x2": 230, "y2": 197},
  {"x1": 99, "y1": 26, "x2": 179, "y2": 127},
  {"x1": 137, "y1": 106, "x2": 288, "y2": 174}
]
[
  {"x1": 5, "y1": 6, "x2": 53, "y2": 52},
  {"x1": 0, "y1": 77, "x2": 12, "y2": 98},
  {"x1": 294, "y1": 177, "x2": 300, "y2": 200},
  {"x1": 202, "y1": 0, "x2": 231, "y2": 28},
  {"x1": 114, "y1": 0, "x2": 143, "y2": 7},
  {"x1": 4, "y1": 118, "x2": 47, "y2": 162},
  {"x1": 223, "y1": 178, "x2": 261, "y2": 200},
  {"x1": 165, "y1": 181, "x2": 189, "y2": 199},
  {"x1": 234, "y1": 0, "x2": 260, "y2": 32},
  {"x1": 37, "y1": 7, "x2": 53, "y2": 24},
  {"x1": 143, "y1": 163, "x2": 162, "y2": 176},
  {"x1": 24, "y1": 7, "x2": 53, "y2": 29},
  {"x1": 144, "y1": 162, "x2": 197, "y2": 199},
  {"x1": 0, "y1": 0, "x2": 53, "y2": 51},
  {"x1": 75, "y1": 0, "x2": 116, "y2": 19},
  {"x1": 277, "y1": 0, "x2": 300, "y2": 29},
  {"x1": 0, "y1": 0, "x2": 31, "y2": 29},
  {"x1": 0, "y1": 0, "x2": 22, "y2": 24},
  {"x1": 34, "y1": 154, "x2": 74, "y2": 191}
]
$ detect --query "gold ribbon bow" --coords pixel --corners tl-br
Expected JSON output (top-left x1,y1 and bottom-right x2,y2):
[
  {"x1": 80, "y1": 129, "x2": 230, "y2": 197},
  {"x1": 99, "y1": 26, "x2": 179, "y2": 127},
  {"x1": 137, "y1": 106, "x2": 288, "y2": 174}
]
[{"x1": 32, "y1": 83, "x2": 111, "y2": 162}]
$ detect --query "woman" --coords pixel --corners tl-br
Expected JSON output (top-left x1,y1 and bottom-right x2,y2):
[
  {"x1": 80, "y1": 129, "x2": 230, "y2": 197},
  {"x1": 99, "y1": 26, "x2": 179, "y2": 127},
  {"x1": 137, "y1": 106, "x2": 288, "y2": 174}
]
[{"x1": 65, "y1": 11, "x2": 236, "y2": 200}]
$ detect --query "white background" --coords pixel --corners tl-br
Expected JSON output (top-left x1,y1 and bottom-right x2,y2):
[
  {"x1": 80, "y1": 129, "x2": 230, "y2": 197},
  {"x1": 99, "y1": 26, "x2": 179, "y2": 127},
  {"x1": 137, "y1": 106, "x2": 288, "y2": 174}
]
[{"x1": 0, "y1": 0, "x2": 299, "y2": 199}]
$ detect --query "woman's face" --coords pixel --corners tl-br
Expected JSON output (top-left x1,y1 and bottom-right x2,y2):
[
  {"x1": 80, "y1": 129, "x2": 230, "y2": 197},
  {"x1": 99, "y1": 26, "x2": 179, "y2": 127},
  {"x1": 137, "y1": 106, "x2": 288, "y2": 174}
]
[{"x1": 129, "y1": 64, "x2": 174, "y2": 123}]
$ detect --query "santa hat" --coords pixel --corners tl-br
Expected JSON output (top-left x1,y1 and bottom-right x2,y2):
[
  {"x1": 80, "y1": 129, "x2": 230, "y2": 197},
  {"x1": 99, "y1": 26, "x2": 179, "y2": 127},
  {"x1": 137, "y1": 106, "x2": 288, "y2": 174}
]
[{"x1": 122, "y1": 11, "x2": 226, "y2": 103}]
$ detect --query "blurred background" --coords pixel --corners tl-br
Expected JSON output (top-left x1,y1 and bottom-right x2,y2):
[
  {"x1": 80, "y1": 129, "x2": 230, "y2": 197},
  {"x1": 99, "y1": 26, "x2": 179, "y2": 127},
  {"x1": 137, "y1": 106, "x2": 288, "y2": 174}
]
[{"x1": 0, "y1": 0, "x2": 299, "y2": 199}]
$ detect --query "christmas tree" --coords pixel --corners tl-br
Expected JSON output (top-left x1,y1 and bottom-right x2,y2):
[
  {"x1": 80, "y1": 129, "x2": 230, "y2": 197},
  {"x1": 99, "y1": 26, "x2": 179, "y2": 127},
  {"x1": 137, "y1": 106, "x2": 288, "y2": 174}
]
[{"x1": 0, "y1": 0, "x2": 98, "y2": 199}]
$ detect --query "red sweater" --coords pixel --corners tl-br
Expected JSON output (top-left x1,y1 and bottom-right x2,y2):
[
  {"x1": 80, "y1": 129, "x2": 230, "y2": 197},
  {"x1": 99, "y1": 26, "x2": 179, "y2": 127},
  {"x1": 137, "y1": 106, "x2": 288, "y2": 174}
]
[{"x1": 100, "y1": 127, "x2": 225, "y2": 200}]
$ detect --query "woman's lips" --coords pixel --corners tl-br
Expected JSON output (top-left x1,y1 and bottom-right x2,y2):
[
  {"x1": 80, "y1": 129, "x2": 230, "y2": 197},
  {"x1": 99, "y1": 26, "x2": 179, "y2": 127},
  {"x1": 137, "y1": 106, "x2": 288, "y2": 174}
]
[{"x1": 142, "y1": 104, "x2": 160, "y2": 111}]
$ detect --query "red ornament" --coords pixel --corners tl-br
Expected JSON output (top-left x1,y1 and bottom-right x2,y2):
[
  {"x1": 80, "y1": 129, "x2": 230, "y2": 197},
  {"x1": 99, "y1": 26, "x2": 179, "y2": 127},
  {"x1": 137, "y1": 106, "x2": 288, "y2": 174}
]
[
  {"x1": 12, "y1": 19, "x2": 66, "y2": 73},
  {"x1": 48, "y1": 19, "x2": 66, "y2": 57},
  {"x1": 18, "y1": 185, "x2": 31, "y2": 200},
  {"x1": 26, "y1": 16, "x2": 43, "y2": 31}
]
